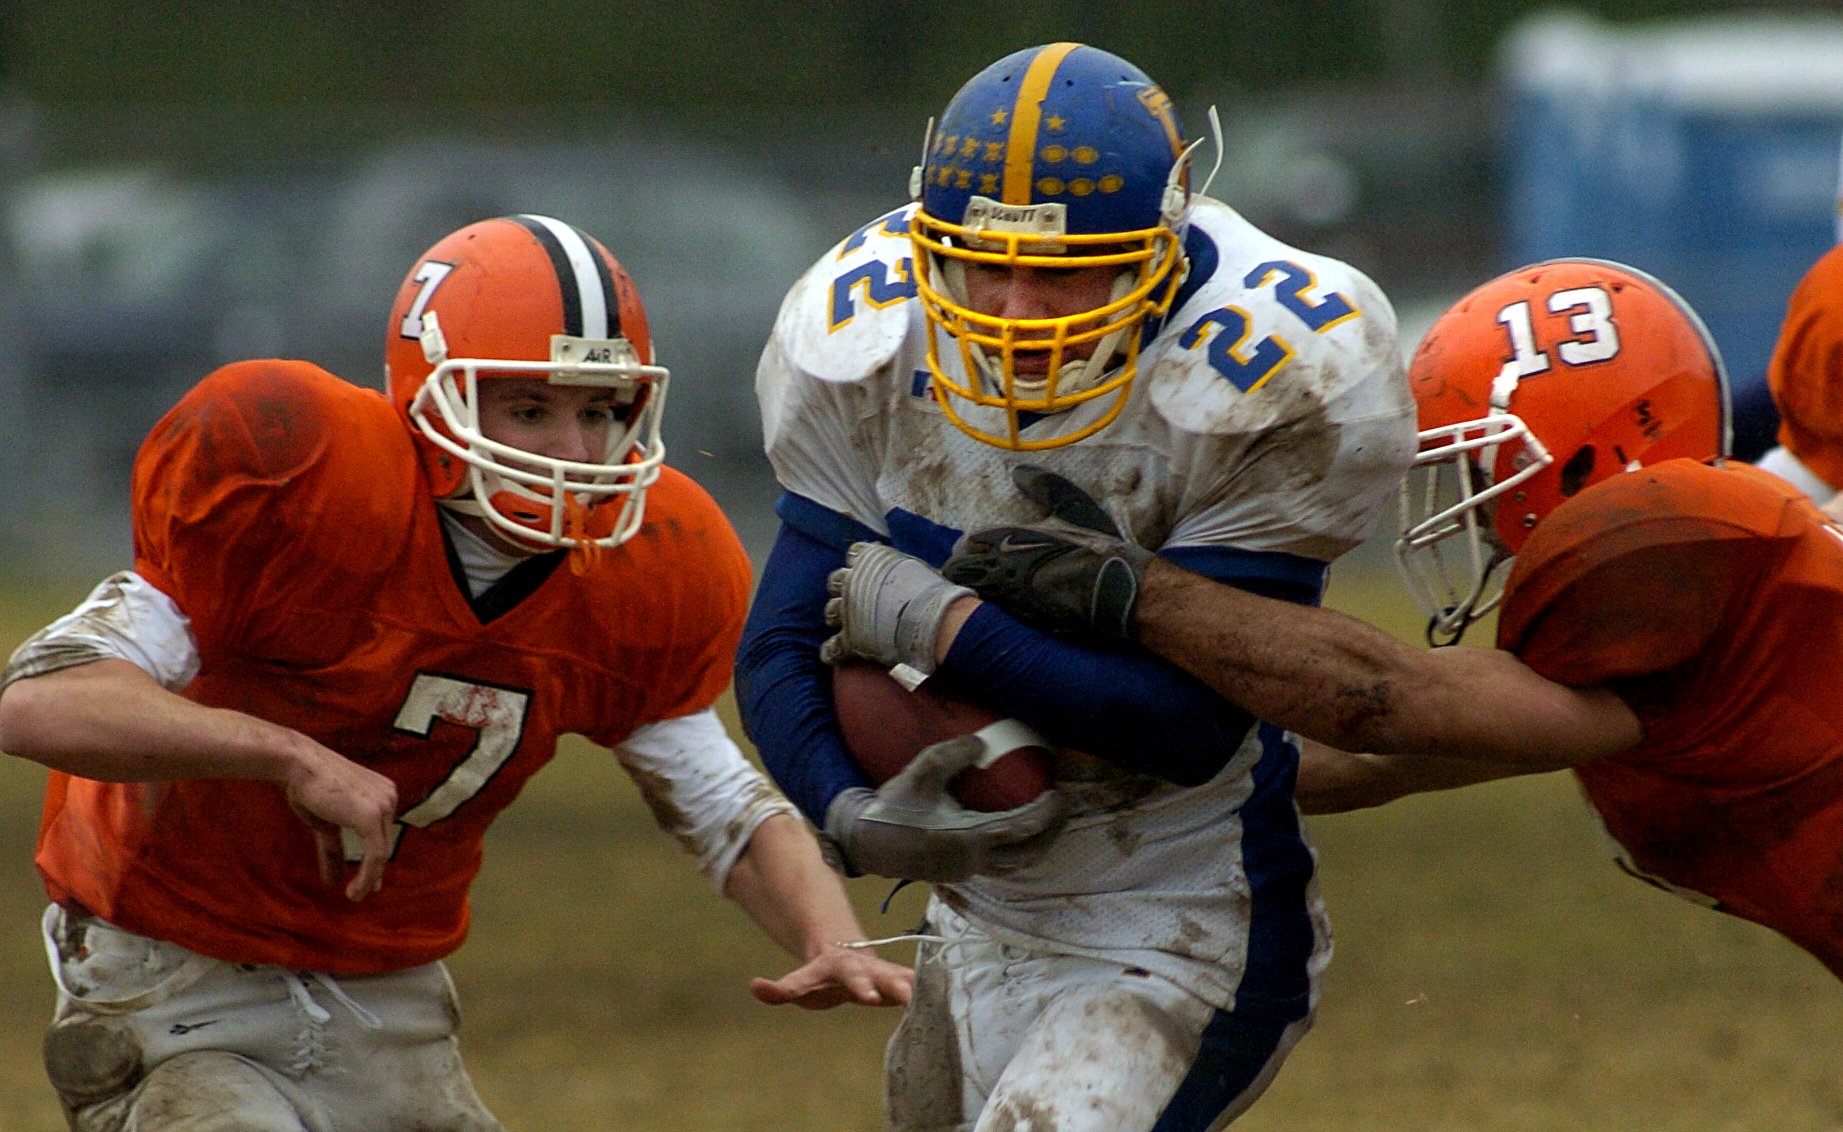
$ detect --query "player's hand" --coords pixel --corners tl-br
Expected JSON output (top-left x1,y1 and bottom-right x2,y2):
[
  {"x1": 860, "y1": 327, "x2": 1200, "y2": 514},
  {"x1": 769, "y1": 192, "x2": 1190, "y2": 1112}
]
[
  {"x1": 280, "y1": 743, "x2": 399, "y2": 902},
  {"x1": 821, "y1": 735, "x2": 1064, "y2": 882},
  {"x1": 748, "y1": 945, "x2": 916, "y2": 1010},
  {"x1": 943, "y1": 465, "x2": 1153, "y2": 637},
  {"x1": 820, "y1": 542, "x2": 973, "y2": 674}
]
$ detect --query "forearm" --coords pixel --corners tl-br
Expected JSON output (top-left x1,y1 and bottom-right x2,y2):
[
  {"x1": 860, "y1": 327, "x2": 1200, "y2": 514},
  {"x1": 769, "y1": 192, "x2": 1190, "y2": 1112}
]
[
  {"x1": 1133, "y1": 559, "x2": 1640, "y2": 764},
  {"x1": 1134, "y1": 559, "x2": 1436, "y2": 750},
  {"x1": 723, "y1": 813, "x2": 874, "y2": 959},
  {"x1": 1295, "y1": 738, "x2": 1538, "y2": 814},
  {"x1": 0, "y1": 659, "x2": 323, "y2": 785}
]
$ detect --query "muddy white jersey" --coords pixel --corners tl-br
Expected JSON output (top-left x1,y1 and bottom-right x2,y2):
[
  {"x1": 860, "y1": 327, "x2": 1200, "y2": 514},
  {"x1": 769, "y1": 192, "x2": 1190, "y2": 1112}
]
[
  {"x1": 756, "y1": 196, "x2": 1414, "y2": 1014},
  {"x1": 759, "y1": 196, "x2": 1415, "y2": 564}
]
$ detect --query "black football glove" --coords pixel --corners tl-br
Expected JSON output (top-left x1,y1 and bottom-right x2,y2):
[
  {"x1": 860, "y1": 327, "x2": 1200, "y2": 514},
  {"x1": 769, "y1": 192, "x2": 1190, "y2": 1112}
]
[{"x1": 942, "y1": 465, "x2": 1153, "y2": 638}]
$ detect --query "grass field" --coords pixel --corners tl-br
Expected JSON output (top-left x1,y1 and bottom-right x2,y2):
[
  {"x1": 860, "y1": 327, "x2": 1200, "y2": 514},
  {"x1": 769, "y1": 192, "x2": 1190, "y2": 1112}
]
[{"x1": 0, "y1": 559, "x2": 1837, "y2": 1131}]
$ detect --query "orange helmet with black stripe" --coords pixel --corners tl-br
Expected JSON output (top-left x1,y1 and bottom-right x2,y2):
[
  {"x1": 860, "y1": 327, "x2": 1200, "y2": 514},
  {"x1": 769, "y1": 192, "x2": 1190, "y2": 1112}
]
[{"x1": 384, "y1": 214, "x2": 668, "y2": 551}]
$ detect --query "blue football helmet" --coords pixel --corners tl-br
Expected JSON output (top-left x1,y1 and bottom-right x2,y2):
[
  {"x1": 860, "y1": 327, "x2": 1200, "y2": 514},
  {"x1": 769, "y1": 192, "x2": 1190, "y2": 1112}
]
[{"x1": 908, "y1": 42, "x2": 1198, "y2": 450}]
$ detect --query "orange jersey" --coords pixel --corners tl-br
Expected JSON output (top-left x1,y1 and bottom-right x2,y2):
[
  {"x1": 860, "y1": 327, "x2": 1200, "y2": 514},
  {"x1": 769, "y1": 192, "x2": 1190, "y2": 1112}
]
[
  {"x1": 1499, "y1": 459, "x2": 1843, "y2": 976},
  {"x1": 35, "y1": 360, "x2": 752, "y2": 973}
]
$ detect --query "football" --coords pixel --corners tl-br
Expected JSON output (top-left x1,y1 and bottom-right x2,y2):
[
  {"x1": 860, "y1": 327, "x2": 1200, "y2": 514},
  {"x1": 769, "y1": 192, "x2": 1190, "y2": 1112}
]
[{"x1": 830, "y1": 659, "x2": 1055, "y2": 812}]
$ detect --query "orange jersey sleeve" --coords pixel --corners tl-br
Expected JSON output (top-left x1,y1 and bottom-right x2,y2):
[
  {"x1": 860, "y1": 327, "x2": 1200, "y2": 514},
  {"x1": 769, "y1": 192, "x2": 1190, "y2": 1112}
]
[
  {"x1": 1499, "y1": 460, "x2": 1843, "y2": 977},
  {"x1": 1499, "y1": 459, "x2": 1812, "y2": 688},
  {"x1": 130, "y1": 359, "x2": 421, "y2": 663}
]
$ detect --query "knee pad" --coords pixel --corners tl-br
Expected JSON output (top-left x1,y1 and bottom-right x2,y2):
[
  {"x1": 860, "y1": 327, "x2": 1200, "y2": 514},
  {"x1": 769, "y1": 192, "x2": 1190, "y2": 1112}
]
[{"x1": 43, "y1": 1013, "x2": 143, "y2": 1108}]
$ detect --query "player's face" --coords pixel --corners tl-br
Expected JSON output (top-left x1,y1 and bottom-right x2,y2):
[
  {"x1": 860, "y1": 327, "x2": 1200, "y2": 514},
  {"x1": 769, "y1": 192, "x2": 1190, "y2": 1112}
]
[
  {"x1": 961, "y1": 260, "x2": 1121, "y2": 372},
  {"x1": 475, "y1": 378, "x2": 620, "y2": 466}
]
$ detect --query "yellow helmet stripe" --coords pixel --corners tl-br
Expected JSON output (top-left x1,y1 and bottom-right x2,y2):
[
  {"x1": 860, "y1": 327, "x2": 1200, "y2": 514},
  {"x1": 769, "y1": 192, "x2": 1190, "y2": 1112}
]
[{"x1": 1003, "y1": 42, "x2": 1082, "y2": 204}]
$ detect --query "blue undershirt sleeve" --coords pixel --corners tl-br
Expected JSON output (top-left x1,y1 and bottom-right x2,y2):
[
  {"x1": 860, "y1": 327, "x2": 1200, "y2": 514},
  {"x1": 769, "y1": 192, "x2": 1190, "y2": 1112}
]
[
  {"x1": 936, "y1": 546, "x2": 1327, "y2": 786},
  {"x1": 936, "y1": 604, "x2": 1252, "y2": 787},
  {"x1": 736, "y1": 490, "x2": 1331, "y2": 807},
  {"x1": 734, "y1": 509, "x2": 877, "y2": 824}
]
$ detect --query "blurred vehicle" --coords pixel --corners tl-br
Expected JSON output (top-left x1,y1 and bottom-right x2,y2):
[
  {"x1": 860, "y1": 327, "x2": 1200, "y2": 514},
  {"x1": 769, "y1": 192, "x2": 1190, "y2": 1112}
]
[{"x1": 1499, "y1": 9, "x2": 1843, "y2": 460}]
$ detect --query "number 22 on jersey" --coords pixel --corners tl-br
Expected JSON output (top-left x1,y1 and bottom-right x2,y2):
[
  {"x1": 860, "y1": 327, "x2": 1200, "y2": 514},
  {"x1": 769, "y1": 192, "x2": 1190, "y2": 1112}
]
[{"x1": 1180, "y1": 260, "x2": 1358, "y2": 393}]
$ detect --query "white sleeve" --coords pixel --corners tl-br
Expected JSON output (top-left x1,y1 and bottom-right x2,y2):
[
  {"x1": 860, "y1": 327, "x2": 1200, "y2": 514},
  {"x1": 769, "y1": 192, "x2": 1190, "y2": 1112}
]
[
  {"x1": 2, "y1": 571, "x2": 201, "y2": 692},
  {"x1": 611, "y1": 707, "x2": 799, "y2": 893},
  {"x1": 1755, "y1": 444, "x2": 1839, "y2": 506},
  {"x1": 756, "y1": 332, "x2": 892, "y2": 534}
]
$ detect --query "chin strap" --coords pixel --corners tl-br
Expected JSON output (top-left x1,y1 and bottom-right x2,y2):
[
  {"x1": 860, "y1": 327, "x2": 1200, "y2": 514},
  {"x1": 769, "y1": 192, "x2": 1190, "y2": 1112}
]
[
  {"x1": 1422, "y1": 543, "x2": 1512, "y2": 648},
  {"x1": 564, "y1": 495, "x2": 606, "y2": 575}
]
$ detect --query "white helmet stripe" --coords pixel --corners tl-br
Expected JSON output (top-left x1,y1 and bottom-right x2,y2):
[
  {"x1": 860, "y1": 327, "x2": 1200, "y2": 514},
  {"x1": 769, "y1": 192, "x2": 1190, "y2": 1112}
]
[{"x1": 512, "y1": 213, "x2": 614, "y2": 340}]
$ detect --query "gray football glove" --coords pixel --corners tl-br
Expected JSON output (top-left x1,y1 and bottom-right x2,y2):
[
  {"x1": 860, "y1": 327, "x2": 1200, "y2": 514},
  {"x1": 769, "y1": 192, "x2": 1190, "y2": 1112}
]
[
  {"x1": 820, "y1": 542, "x2": 974, "y2": 674},
  {"x1": 942, "y1": 465, "x2": 1153, "y2": 637},
  {"x1": 821, "y1": 735, "x2": 1064, "y2": 882}
]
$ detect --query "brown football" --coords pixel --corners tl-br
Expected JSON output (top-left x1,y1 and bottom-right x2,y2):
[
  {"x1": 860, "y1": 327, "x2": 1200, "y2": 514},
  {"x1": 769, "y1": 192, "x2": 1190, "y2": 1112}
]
[{"x1": 830, "y1": 659, "x2": 1055, "y2": 812}]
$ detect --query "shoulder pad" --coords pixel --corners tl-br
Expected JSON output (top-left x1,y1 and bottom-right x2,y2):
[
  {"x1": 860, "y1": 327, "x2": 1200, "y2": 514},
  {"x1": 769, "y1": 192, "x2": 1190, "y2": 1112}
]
[
  {"x1": 771, "y1": 206, "x2": 920, "y2": 386},
  {"x1": 131, "y1": 360, "x2": 419, "y2": 616},
  {"x1": 1146, "y1": 199, "x2": 1404, "y2": 437},
  {"x1": 607, "y1": 466, "x2": 751, "y2": 596}
]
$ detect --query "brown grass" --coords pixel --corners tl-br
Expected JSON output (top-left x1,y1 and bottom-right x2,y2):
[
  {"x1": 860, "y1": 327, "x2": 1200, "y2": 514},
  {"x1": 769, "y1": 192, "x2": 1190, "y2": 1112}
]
[{"x1": 0, "y1": 564, "x2": 1837, "y2": 1130}]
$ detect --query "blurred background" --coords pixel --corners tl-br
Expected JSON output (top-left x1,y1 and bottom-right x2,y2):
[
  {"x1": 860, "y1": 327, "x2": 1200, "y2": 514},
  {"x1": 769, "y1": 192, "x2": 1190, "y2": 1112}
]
[
  {"x1": 0, "y1": 3, "x2": 1841, "y2": 1129},
  {"x1": 0, "y1": 0, "x2": 1837, "y2": 575}
]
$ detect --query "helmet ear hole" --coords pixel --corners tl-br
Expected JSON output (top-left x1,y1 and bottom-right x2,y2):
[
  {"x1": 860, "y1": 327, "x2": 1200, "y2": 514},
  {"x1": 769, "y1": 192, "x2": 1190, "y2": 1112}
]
[{"x1": 1559, "y1": 444, "x2": 1597, "y2": 498}]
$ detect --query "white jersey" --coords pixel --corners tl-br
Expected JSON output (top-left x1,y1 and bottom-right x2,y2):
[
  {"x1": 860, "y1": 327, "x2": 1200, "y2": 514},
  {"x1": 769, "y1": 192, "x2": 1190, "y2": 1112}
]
[{"x1": 757, "y1": 197, "x2": 1415, "y2": 1013}]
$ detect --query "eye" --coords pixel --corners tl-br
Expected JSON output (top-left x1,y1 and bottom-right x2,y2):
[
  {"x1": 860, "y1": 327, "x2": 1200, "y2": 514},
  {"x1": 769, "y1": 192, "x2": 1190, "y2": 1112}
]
[{"x1": 587, "y1": 399, "x2": 633, "y2": 425}]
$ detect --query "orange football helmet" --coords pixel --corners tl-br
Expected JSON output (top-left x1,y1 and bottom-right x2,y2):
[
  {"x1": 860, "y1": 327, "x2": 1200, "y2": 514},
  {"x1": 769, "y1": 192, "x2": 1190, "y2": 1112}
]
[
  {"x1": 385, "y1": 214, "x2": 668, "y2": 552},
  {"x1": 1397, "y1": 258, "x2": 1730, "y2": 644}
]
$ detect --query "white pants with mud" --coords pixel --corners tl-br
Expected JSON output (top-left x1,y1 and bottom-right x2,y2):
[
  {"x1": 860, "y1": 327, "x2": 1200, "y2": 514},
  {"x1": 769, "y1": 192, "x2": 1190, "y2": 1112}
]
[
  {"x1": 886, "y1": 900, "x2": 1311, "y2": 1132},
  {"x1": 39, "y1": 905, "x2": 502, "y2": 1132}
]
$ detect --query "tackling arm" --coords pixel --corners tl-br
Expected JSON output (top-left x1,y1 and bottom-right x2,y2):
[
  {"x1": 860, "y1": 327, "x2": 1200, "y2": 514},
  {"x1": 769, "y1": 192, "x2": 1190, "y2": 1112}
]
[
  {"x1": 1294, "y1": 738, "x2": 1541, "y2": 814},
  {"x1": 1134, "y1": 558, "x2": 1641, "y2": 765}
]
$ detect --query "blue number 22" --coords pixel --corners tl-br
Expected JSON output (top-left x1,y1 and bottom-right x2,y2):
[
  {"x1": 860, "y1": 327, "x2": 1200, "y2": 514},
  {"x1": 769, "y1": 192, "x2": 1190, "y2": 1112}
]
[{"x1": 1180, "y1": 260, "x2": 1358, "y2": 393}]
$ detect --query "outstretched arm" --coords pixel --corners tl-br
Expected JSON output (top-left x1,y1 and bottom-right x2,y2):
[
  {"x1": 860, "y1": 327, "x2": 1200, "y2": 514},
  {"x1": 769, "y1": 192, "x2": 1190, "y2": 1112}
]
[
  {"x1": 726, "y1": 813, "x2": 915, "y2": 1010},
  {"x1": 1293, "y1": 738, "x2": 1541, "y2": 814},
  {"x1": 1133, "y1": 559, "x2": 1640, "y2": 765},
  {"x1": 940, "y1": 466, "x2": 1644, "y2": 801}
]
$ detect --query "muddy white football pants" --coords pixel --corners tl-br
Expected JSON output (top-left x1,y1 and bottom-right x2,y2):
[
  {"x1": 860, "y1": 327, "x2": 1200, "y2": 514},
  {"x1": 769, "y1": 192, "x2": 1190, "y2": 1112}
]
[
  {"x1": 886, "y1": 900, "x2": 1310, "y2": 1132},
  {"x1": 39, "y1": 905, "x2": 503, "y2": 1132}
]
